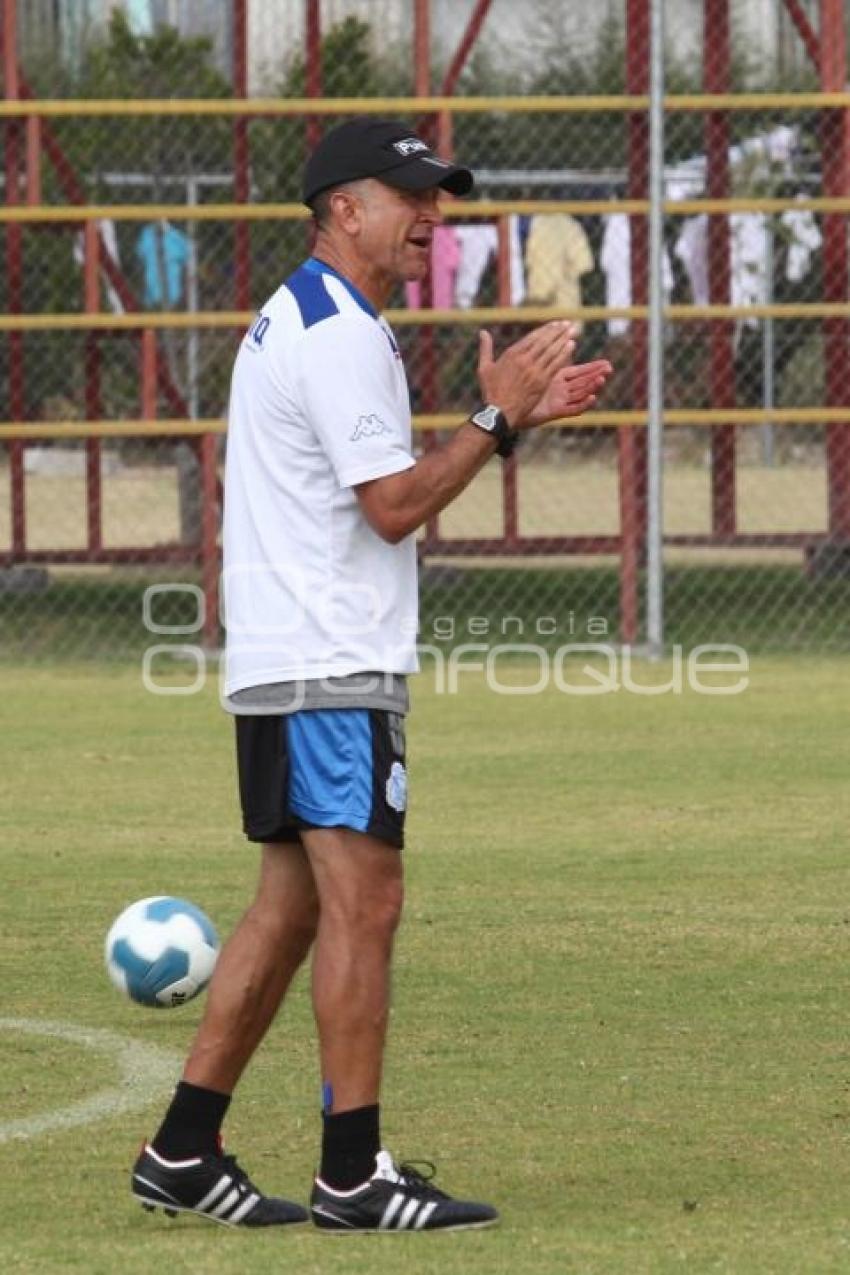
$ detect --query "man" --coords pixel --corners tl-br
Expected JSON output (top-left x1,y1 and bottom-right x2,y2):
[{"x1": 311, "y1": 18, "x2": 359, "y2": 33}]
[{"x1": 132, "y1": 118, "x2": 611, "y2": 1234}]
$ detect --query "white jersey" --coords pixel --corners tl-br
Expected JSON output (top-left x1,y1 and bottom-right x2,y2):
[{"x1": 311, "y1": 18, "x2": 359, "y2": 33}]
[{"x1": 222, "y1": 257, "x2": 418, "y2": 695}]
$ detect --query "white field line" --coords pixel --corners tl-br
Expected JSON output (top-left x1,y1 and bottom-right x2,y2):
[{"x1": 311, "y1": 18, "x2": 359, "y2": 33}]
[{"x1": 0, "y1": 1018, "x2": 181, "y2": 1144}]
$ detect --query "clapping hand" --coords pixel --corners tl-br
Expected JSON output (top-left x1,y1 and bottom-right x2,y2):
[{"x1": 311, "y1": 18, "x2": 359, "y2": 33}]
[
  {"x1": 478, "y1": 323, "x2": 612, "y2": 430},
  {"x1": 524, "y1": 357, "x2": 612, "y2": 427}
]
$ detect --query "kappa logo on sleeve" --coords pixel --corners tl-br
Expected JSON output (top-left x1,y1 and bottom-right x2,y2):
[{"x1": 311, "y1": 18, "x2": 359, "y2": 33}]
[{"x1": 350, "y1": 413, "x2": 391, "y2": 441}]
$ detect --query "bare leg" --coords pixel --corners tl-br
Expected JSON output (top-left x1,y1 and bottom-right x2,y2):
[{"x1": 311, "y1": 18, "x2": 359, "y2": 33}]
[
  {"x1": 183, "y1": 840, "x2": 319, "y2": 1094},
  {"x1": 301, "y1": 827, "x2": 404, "y2": 1113}
]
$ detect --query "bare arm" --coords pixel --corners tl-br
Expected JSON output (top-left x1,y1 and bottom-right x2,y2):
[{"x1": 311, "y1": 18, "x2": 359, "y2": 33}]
[
  {"x1": 356, "y1": 322, "x2": 612, "y2": 543},
  {"x1": 356, "y1": 421, "x2": 498, "y2": 544}
]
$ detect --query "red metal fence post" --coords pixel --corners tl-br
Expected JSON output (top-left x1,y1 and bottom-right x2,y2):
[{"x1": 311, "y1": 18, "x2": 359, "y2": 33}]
[
  {"x1": 818, "y1": 0, "x2": 850, "y2": 543},
  {"x1": 3, "y1": 0, "x2": 25, "y2": 555},
  {"x1": 24, "y1": 114, "x2": 40, "y2": 205},
  {"x1": 418, "y1": 0, "x2": 498, "y2": 553},
  {"x1": 305, "y1": 0, "x2": 323, "y2": 153},
  {"x1": 83, "y1": 221, "x2": 103, "y2": 552},
  {"x1": 438, "y1": 0, "x2": 493, "y2": 157},
  {"x1": 140, "y1": 329, "x2": 158, "y2": 420},
  {"x1": 704, "y1": 0, "x2": 737, "y2": 537},
  {"x1": 412, "y1": 0, "x2": 443, "y2": 552},
  {"x1": 781, "y1": 0, "x2": 821, "y2": 66},
  {"x1": 233, "y1": 0, "x2": 251, "y2": 313}
]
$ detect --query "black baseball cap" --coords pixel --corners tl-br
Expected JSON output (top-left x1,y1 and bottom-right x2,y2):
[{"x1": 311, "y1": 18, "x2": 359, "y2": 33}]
[{"x1": 303, "y1": 117, "x2": 474, "y2": 206}]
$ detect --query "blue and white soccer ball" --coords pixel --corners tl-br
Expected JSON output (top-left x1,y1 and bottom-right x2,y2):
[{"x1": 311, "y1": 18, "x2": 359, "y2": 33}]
[{"x1": 104, "y1": 896, "x2": 220, "y2": 1008}]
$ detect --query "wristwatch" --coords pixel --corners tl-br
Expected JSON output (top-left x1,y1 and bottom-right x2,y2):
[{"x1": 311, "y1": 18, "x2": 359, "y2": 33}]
[{"x1": 468, "y1": 404, "x2": 519, "y2": 459}]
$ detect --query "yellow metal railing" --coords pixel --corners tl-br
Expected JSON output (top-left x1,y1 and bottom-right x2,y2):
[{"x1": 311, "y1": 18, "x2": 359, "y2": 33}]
[
  {"x1": 3, "y1": 408, "x2": 850, "y2": 441},
  {"x1": 0, "y1": 303, "x2": 847, "y2": 332},
  {"x1": 6, "y1": 197, "x2": 850, "y2": 222},
  {"x1": 1, "y1": 93, "x2": 849, "y2": 117}
]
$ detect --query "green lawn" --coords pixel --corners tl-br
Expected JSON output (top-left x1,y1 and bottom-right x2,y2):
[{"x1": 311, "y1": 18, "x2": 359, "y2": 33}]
[
  {"x1": 1, "y1": 658, "x2": 849, "y2": 1273},
  {"x1": 2, "y1": 563, "x2": 849, "y2": 663}
]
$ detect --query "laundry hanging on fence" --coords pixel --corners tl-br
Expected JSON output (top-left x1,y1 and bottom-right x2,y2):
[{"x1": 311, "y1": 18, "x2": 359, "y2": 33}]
[
  {"x1": 780, "y1": 206, "x2": 822, "y2": 283},
  {"x1": 675, "y1": 204, "x2": 820, "y2": 316},
  {"x1": 524, "y1": 213, "x2": 594, "y2": 329},
  {"x1": 729, "y1": 213, "x2": 770, "y2": 323},
  {"x1": 136, "y1": 221, "x2": 190, "y2": 307},
  {"x1": 451, "y1": 222, "x2": 527, "y2": 308},
  {"x1": 674, "y1": 214, "x2": 709, "y2": 307},
  {"x1": 404, "y1": 224, "x2": 461, "y2": 309},
  {"x1": 508, "y1": 215, "x2": 528, "y2": 305},
  {"x1": 600, "y1": 213, "x2": 673, "y2": 335},
  {"x1": 454, "y1": 225, "x2": 499, "y2": 308}
]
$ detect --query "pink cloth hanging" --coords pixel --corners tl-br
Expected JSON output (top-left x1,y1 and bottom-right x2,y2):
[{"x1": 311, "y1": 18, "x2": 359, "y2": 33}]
[{"x1": 405, "y1": 225, "x2": 462, "y2": 309}]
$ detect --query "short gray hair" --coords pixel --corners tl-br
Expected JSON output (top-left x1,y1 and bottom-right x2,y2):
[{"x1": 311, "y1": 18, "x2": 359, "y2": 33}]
[{"x1": 309, "y1": 179, "x2": 374, "y2": 229}]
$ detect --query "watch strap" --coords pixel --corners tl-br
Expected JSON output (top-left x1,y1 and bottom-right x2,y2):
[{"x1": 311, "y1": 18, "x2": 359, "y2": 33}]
[{"x1": 468, "y1": 404, "x2": 520, "y2": 459}]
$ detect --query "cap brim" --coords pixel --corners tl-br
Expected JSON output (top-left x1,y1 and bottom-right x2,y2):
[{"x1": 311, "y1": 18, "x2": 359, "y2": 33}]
[{"x1": 381, "y1": 157, "x2": 474, "y2": 197}]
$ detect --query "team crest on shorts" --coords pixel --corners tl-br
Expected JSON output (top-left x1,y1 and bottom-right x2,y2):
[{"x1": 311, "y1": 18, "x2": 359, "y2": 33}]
[{"x1": 386, "y1": 761, "x2": 407, "y2": 812}]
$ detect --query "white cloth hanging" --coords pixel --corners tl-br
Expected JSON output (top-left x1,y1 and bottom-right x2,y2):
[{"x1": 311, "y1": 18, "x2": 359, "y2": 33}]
[
  {"x1": 508, "y1": 215, "x2": 526, "y2": 305},
  {"x1": 730, "y1": 212, "x2": 769, "y2": 325},
  {"x1": 674, "y1": 214, "x2": 709, "y2": 306},
  {"x1": 780, "y1": 206, "x2": 822, "y2": 283},
  {"x1": 601, "y1": 213, "x2": 673, "y2": 336},
  {"x1": 454, "y1": 225, "x2": 498, "y2": 308}
]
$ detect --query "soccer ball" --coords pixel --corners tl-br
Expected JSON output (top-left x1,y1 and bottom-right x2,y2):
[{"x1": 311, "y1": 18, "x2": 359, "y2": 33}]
[{"x1": 104, "y1": 896, "x2": 220, "y2": 1008}]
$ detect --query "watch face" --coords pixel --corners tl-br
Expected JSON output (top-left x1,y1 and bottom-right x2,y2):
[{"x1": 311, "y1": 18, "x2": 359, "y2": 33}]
[{"x1": 471, "y1": 406, "x2": 500, "y2": 433}]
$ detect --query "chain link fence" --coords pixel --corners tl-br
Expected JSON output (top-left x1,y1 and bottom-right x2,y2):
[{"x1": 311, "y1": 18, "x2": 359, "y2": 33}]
[{"x1": 2, "y1": 0, "x2": 849, "y2": 663}]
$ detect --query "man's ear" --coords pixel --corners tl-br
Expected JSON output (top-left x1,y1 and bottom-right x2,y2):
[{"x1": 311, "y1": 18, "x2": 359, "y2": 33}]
[{"x1": 329, "y1": 189, "x2": 363, "y2": 237}]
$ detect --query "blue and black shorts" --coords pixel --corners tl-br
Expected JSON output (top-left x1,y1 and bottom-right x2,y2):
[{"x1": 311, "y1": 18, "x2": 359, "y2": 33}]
[{"x1": 235, "y1": 708, "x2": 407, "y2": 849}]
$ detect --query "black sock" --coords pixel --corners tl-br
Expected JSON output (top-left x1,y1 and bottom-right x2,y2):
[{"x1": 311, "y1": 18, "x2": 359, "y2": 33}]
[
  {"x1": 320, "y1": 1103, "x2": 380, "y2": 1190},
  {"x1": 152, "y1": 1080, "x2": 231, "y2": 1159}
]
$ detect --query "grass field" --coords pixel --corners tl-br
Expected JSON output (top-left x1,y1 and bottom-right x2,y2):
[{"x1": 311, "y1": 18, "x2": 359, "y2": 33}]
[{"x1": 2, "y1": 657, "x2": 850, "y2": 1273}]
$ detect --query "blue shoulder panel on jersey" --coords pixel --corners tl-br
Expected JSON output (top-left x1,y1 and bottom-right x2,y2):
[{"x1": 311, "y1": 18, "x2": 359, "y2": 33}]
[
  {"x1": 303, "y1": 257, "x2": 378, "y2": 319},
  {"x1": 285, "y1": 262, "x2": 340, "y2": 329}
]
